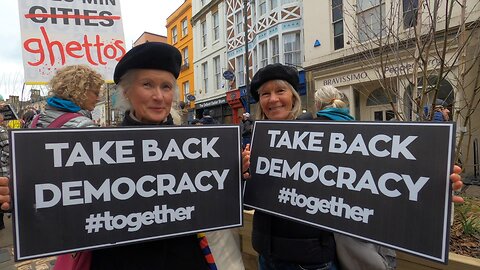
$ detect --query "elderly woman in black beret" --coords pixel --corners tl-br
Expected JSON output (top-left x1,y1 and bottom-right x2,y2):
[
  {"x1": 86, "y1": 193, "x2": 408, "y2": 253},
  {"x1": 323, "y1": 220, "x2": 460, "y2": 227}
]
[
  {"x1": 85, "y1": 42, "x2": 211, "y2": 269},
  {"x1": 241, "y1": 64, "x2": 464, "y2": 270}
]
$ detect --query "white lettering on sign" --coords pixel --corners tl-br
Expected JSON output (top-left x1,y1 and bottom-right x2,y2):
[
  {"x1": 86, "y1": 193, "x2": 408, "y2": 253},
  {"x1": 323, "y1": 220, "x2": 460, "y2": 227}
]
[
  {"x1": 255, "y1": 157, "x2": 428, "y2": 201},
  {"x1": 34, "y1": 169, "x2": 230, "y2": 209},
  {"x1": 44, "y1": 137, "x2": 220, "y2": 167},
  {"x1": 266, "y1": 130, "x2": 417, "y2": 160}
]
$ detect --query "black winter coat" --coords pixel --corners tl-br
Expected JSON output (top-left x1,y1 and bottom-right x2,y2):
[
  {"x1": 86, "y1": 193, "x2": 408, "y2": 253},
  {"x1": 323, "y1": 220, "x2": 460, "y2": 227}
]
[
  {"x1": 251, "y1": 115, "x2": 336, "y2": 265},
  {"x1": 90, "y1": 112, "x2": 208, "y2": 270}
]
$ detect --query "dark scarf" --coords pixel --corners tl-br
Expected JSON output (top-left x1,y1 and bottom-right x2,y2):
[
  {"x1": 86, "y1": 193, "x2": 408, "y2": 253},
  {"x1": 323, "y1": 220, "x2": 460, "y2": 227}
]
[{"x1": 121, "y1": 111, "x2": 174, "y2": 126}]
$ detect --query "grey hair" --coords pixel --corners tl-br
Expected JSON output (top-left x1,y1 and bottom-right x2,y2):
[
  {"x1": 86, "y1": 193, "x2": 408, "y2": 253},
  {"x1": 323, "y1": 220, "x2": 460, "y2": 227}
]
[
  {"x1": 254, "y1": 79, "x2": 303, "y2": 120},
  {"x1": 314, "y1": 85, "x2": 349, "y2": 111},
  {"x1": 114, "y1": 69, "x2": 181, "y2": 124}
]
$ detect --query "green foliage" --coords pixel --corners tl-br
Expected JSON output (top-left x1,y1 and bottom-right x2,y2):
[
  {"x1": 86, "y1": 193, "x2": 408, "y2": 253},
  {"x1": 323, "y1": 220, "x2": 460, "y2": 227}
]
[{"x1": 456, "y1": 198, "x2": 480, "y2": 236}]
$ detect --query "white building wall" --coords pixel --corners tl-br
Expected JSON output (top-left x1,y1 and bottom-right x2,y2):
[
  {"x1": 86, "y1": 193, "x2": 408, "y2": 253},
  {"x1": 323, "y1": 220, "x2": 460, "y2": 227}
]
[
  {"x1": 304, "y1": 0, "x2": 480, "y2": 66},
  {"x1": 192, "y1": 0, "x2": 228, "y2": 104}
]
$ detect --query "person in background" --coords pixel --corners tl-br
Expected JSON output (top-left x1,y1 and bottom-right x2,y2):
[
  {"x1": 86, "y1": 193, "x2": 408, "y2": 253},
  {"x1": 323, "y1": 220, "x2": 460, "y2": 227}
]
[
  {"x1": 433, "y1": 99, "x2": 450, "y2": 121},
  {"x1": 241, "y1": 112, "x2": 254, "y2": 149},
  {"x1": 0, "y1": 113, "x2": 8, "y2": 230},
  {"x1": 20, "y1": 108, "x2": 37, "y2": 128},
  {"x1": 0, "y1": 65, "x2": 102, "y2": 231},
  {"x1": 315, "y1": 85, "x2": 396, "y2": 270},
  {"x1": 200, "y1": 109, "x2": 218, "y2": 124},
  {"x1": 191, "y1": 118, "x2": 202, "y2": 125},
  {"x1": 30, "y1": 65, "x2": 102, "y2": 128},
  {"x1": 424, "y1": 99, "x2": 450, "y2": 121},
  {"x1": 240, "y1": 64, "x2": 464, "y2": 270}
]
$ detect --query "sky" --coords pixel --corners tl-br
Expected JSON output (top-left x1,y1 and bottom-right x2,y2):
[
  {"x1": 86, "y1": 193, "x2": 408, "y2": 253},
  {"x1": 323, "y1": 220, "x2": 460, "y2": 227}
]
[{"x1": 0, "y1": 0, "x2": 184, "y2": 100}]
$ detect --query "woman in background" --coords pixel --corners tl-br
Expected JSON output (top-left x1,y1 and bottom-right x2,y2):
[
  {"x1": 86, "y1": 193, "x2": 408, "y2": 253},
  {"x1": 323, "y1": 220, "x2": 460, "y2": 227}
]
[{"x1": 30, "y1": 65, "x2": 102, "y2": 128}]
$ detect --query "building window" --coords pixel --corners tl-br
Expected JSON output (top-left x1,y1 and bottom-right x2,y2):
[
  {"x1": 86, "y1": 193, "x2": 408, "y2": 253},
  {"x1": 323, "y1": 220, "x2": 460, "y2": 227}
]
[
  {"x1": 283, "y1": 32, "x2": 301, "y2": 67},
  {"x1": 172, "y1": 26, "x2": 178, "y2": 43},
  {"x1": 183, "y1": 81, "x2": 190, "y2": 102},
  {"x1": 403, "y1": 0, "x2": 418, "y2": 28},
  {"x1": 213, "y1": 11, "x2": 220, "y2": 41},
  {"x1": 259, "y1": 41, "x2": 268, "y2": 68},
  {"x1": 202, "y1": 62, "x2": 208, "y2": 93},
  {"x1": 357, "y1": 0, "x2": 386, "y2": 42},
  {"x1": 214, "y1": 56, "x2": 222, "y2": 89},
  {"x1": 282, "y1": 0, "x2": 296, "y2": 4},
  {"x1": 259, "y1": 0, "x2": 267, "y2": 16},
  {"x1": 332, "y1": 0, "x2": 344, "y2": 50},
  {"x1": 236, "y1": 55, "x2": 245, "y2": 86},
  {"x1": 182, "y1": 18, "x2": 188, "y2": 37},
  {"x1": 200, "y1": 0, "x2": 205, "y2": 6},
  {"x1": 201, "y1": 20, "x2": 207, "y2": 48},
  {"x1": 270, "y1": 0, "x2": 278, "y2": 9},
  {"x1": 270, "y1": 37, "x2": 279, "y2": 63},
  {"x1": 182, "y1": 47, "x2": 189, "y2": 65},
  {"x1": 235, "y1": 10, "x2": 243, "y2": 35}
]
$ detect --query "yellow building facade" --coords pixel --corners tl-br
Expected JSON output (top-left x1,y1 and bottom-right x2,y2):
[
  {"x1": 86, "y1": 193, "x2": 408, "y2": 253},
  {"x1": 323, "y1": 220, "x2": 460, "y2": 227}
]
[{"x1": 166, "y1": 0, "x2": 195, "y2": 123}]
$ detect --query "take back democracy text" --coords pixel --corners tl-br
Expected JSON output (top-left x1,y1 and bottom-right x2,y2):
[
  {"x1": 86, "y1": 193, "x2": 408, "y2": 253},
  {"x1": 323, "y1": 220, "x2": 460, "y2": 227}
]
[
  {"x1": 256, "y1": 129, "x2": 427, "y2": 201},
  {"x1": 36, "y1": 137, "x2": 226, "y2": 209}
]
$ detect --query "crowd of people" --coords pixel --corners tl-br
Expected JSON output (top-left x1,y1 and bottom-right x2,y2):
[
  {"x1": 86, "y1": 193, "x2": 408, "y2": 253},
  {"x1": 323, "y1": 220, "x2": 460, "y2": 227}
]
[{"x1": 0, "y1": 43, "x2": 465, "y2": 270}]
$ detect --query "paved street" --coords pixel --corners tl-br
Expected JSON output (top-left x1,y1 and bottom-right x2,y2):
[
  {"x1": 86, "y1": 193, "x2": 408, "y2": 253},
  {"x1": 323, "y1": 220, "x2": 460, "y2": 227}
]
[{"x1": 0, "y1": 214, "x2": 56, "y2": 270}]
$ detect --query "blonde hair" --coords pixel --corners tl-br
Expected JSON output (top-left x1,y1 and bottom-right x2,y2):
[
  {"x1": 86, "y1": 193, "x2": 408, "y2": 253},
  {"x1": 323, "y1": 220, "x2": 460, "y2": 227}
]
[
  {"x1": 48, "y1": 65, "x2": 104, "y2": 110},
  {"x1": 115, "y1": 69, "x2": 181, "y2": 124},
  {"x1": 254, "y1": 79, "x2": 303, "y2": 120},
  {"x1": 314, "y1": 85, "x2": 349, "y2": 111}
]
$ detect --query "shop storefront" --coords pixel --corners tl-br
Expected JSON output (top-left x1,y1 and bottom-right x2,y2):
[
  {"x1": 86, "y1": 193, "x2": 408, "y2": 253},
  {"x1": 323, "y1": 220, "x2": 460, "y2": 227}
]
[{"x1": 195, "y1": 96, "x2": 232, "y2": 124}]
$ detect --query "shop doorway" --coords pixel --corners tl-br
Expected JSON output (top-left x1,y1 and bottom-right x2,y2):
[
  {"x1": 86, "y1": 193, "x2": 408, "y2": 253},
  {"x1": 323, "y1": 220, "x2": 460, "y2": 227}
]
[{"x1": 365, "y1": 87, "x2": 397, "y2": 121}]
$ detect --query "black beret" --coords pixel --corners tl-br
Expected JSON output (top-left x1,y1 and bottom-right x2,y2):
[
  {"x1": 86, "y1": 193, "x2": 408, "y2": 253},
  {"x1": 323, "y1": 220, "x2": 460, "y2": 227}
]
[
  {"x1": 250, "y1": 63, "x2": 299, "y2": 102},
  {"x1": 114, "y1": 42, "x2": 182, "y2": 84}
]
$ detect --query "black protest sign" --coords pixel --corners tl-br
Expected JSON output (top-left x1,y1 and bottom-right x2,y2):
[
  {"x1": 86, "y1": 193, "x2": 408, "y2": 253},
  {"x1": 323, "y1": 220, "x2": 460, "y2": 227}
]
[
  {"x1": 10, "y1": 125, "x2": 242, "y2": 261},
  {"x1": 243, "y1": 121, "x2": 455, "y2": 263},
  {"x1": 0, "y1": 104, "x2": 18, "y2": 120}
]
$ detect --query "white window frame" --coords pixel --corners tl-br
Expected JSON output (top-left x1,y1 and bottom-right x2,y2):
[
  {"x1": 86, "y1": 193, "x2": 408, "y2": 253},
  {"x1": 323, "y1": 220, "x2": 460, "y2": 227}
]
[
  {"x1": 182, "y1": 18, "x2": 188, "y2": 37},
  {"x1": 236, "y1": 55, "x2": 245, "y2": 86},
  {"x1": 201, "y1": 20, "x2": 207, "y2": 48},
  {"x1": 332, "y1": 0, "x2": 344, "y2": 50},
  {"x1": 213, "y1": 11, "x2": 220, "y2": 41},
  {"x1": 259, "y1": 41, "x2": 268, "y2": 68},
  {"x1": 402, "y1": 0, "x2": 418, "y2": 28},
  {"x1": 356, "y1": 0, "x2": 386, "y2": 42},
  {"x1": 183, "y1": 81, "x2": 190, "y2": 102},
  {"x1": 172, "y1": 26, "x2": 178, "y2": 43},
  {"x1": 283, "y1": 31, "x2": 301, "y2": 67},
  {"x1": 202, "y1": 62, "x2": 208, "y2": 94},
  {"x1": 259, "y1": 0, "x2": 267, "y2": 16},
  {"x1": 213, "y1": 56, "x2": 221, "y2": 89},
  {"x1": 235, "y1": 10, "x2": 243, "y2": 35},
  {"x1": 182, "y1": 47, "x2": 189, "y2": 65},
  {"x1": 270, "y1": 36, "x2": 279, "y2": 64}
]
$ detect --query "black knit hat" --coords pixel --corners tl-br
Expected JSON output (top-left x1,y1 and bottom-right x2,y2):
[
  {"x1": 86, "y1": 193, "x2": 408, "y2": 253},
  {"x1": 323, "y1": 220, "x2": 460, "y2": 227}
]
[
  {"x1": 250, "y1": 63, "x2": 299, "y2": 102},
  {"x1": 114, "y1": 42, "x2": 182, "y2": 84}
]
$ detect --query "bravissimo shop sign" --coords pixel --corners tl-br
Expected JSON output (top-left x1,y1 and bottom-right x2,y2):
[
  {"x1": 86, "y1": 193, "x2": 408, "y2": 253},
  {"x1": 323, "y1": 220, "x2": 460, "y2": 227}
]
[
  {"x1": 10, "y1": 126, "x2": 242, "y2": 261},
  {"x1": 244, "y1": 121, "x2": 455, "y2": 263}
]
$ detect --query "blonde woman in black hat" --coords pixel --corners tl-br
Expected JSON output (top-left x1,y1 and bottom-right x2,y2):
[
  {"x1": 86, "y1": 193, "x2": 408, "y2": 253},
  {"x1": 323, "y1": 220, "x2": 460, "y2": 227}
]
[{"x1": 241, "y1": 64, "x2": 464, "y2": 270}]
